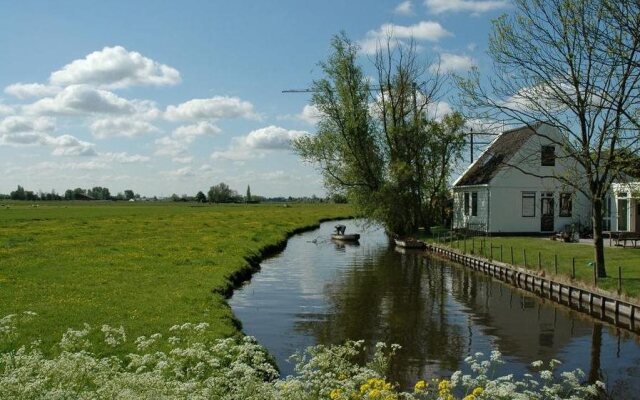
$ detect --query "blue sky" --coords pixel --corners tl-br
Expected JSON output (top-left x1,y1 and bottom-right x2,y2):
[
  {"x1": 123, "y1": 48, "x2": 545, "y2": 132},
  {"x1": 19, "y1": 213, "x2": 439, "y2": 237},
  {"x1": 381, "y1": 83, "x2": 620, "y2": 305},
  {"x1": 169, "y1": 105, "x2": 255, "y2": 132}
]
[{"x1": 0, "y1": 0, "x2": 509, "y2": 197}]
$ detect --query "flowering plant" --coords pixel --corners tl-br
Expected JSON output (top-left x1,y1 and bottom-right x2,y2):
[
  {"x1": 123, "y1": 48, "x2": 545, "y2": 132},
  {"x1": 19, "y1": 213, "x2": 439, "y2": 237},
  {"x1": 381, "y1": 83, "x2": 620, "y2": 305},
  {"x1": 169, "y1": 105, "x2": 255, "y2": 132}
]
[{"x1": 0, "y1": 313, "x2": 603, "y2": 399}]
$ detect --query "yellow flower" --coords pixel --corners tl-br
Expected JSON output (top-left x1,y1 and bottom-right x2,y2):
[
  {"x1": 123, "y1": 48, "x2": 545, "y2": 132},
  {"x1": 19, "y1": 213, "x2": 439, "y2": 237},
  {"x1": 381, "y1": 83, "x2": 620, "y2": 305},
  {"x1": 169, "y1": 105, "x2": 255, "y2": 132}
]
[
  {"x1": 438, "y1": 379, "x2": 452, "y2": 396},
  {"x1": 330, "y1": 388, "x2": 342, "y2": 400},
  {"x1": 369, "y1": 388, "x2": 381, "y2": 399},
  {"x1": 463, "y1": 395, "x2": 475, "y2": 400},
  {"x1": 414, "y1": 380, "x2": 427, "y2": 392},
  {"x1": 472, "y1": 387, "x2": 484, "y2": 396},
  {"x1": 360, "y1": 383, "x2": 370, "y2": 394}
]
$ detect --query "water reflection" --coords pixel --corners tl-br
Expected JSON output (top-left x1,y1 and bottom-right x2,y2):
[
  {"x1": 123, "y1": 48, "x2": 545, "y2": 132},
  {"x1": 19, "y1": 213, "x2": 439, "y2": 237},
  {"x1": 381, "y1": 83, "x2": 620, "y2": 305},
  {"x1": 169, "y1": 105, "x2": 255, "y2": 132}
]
[{"x1": 229, "y1": 220, "x2": 640, "y2": 398}]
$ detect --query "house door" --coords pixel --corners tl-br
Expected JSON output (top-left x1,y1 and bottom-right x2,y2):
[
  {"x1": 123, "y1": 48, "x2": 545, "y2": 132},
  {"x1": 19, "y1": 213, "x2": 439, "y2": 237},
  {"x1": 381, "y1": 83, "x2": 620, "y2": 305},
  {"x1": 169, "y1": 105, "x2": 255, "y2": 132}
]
[
  {"x1": 541, "y1": 193, "x2": 554, "y2": 232},
  {"x1": 618, "y1": 198, "x2": 628, "y2": 231}
]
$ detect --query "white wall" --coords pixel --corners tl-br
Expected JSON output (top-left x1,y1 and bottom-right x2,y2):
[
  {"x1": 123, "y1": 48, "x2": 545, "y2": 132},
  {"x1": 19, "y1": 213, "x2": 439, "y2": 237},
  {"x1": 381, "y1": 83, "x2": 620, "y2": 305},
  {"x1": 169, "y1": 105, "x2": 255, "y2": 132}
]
[
  {"x1": 452, "y1": 186, "x2": 489, "y2": 230},
  {"x1": 488, "y1": 186, "x2": 590, "y2": 233}
]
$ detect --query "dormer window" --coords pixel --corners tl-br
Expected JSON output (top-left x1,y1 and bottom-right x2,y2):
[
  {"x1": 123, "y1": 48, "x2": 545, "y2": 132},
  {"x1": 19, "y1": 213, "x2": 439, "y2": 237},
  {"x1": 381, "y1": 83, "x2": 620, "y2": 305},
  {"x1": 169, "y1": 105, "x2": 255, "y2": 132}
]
[{"x1": 541, "y1": 145, "x2": 555, "y2": 166}]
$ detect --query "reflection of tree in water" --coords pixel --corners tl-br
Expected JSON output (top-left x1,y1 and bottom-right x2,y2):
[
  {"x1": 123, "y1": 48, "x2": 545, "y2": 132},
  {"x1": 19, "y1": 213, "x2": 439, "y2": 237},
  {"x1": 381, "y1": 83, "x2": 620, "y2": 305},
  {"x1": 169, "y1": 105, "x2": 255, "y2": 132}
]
[
  {"x1": 588, "y1": 324, "x2": 602, "y2": 384},
  {"x1": 292, "y1": 248, "x2": 466, "y2": 388},
  {"x1": 443, "y1": 257, "x2": 594, "y2": 364}
]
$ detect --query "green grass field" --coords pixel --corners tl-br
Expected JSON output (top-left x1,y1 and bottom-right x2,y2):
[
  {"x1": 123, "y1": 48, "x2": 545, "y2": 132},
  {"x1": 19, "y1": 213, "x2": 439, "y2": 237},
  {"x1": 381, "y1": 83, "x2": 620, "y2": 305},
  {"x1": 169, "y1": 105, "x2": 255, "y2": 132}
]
[
  {"x1": 430, "y1": 234, "x2": 640, "y2": 300},
  {"x1": 0, "y1": 201, "x2": 351, "y2": 354}
]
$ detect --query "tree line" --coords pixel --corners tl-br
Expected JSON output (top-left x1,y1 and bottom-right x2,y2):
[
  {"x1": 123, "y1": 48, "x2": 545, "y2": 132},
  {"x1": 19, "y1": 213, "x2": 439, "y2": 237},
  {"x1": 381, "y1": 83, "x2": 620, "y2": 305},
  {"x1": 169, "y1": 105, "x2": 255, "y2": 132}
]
[
  {"x1": 1, "y1": 183, "x2": 342, "y2": 204},
  {"x1": 0, "y1": 185, "x2": 140, "y2": 201},
  {"x1": 170, "y1": 183, "x2": 343, "y2": 204}
]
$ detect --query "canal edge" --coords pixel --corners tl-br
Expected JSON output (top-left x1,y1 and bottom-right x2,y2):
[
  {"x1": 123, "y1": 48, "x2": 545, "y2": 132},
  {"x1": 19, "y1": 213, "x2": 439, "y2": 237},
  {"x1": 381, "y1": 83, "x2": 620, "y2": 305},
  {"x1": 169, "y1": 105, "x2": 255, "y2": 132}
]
[
  {"x1": 214, "y1": 216, "x2": 355, "y2": 332},
  {"x1": 425, "y1": 243, "x2": 640, "y2": 333}
]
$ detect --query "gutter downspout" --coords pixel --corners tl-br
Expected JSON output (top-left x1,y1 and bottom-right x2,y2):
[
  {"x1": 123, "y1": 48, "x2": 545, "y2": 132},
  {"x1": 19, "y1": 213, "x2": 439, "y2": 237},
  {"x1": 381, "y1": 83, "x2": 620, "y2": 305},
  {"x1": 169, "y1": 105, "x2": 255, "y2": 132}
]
[{"x1": 487, "y1": 185, "x2": 491, "y2": 233}]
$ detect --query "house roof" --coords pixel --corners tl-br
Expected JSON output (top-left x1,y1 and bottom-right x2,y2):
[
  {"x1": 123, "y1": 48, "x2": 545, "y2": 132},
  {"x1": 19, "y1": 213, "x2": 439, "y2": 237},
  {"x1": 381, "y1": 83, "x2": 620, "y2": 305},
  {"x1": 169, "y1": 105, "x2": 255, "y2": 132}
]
[{"x1": 454, "y1": 123, "x2": 539, "y2": 187}]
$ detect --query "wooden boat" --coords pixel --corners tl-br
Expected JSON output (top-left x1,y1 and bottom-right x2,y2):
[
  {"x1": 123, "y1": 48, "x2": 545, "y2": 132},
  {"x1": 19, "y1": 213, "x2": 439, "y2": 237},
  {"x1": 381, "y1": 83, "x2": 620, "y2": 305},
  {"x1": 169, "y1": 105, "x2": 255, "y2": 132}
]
[
  {"x1": 394, "y1": 238, "x2": 426, "y2": 249},
  {"x1": 331, "y1": 233, "x2": 361, "y2": 241}
]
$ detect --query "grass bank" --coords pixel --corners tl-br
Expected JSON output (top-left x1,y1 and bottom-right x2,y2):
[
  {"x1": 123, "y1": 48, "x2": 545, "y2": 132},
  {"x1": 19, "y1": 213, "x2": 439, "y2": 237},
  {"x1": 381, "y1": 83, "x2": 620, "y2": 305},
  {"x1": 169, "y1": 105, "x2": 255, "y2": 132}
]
[
  {"x1": 428, "y1": 234, "x2": 640, "y2": 301},
  {"x1": 0, "y1": 201, "x2": 352, "y2": 354}
]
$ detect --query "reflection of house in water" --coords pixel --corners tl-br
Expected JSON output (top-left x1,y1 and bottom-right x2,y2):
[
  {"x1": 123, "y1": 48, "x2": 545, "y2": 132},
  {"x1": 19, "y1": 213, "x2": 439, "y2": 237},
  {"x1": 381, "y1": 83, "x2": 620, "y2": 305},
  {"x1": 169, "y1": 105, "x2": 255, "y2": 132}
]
[{"x1": 444, "y1": 258, "x2": 593, "y2": 362}]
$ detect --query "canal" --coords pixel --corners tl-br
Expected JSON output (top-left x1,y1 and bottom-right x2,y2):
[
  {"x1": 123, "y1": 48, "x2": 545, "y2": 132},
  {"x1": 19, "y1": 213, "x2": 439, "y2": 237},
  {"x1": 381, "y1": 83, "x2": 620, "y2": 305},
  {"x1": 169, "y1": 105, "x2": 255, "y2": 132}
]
[{"x1": 229, "y1": 220, "x2": 640, "y2": 398}]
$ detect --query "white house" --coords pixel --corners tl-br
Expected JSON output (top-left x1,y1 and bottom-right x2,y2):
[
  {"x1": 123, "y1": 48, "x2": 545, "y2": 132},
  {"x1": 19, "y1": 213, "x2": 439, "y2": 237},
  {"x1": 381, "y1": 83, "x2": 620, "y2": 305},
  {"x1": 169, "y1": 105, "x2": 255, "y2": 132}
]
[
  {"x1": 452, "y1": 122, "x2": 592, "y2": 234},
  {"x1": 452, "y1": 122, "x2": 640, "y2": 234},
  {"x1": 608, "y1": 182, "x2": 640, "y2": 233}
]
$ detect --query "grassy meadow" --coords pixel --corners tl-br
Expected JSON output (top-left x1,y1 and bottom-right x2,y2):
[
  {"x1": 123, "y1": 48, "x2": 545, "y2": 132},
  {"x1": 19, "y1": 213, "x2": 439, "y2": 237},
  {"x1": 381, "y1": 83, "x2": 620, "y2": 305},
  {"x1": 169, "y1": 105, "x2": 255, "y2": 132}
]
[
  {"x1": 430, "y1": 234, "x2": 640, "y2": 300},
  {"x1": 0, "y1": 201, "x2": 351, "y2": 354}
]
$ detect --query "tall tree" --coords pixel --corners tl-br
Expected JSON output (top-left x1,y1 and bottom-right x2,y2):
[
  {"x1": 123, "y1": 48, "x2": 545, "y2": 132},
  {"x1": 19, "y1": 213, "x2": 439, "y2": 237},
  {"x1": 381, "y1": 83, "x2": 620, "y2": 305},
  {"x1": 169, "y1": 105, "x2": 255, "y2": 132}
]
[
  {"x1": 10, "y1": 185, "x2": 25, "y2": 200},
  {"x1": 457, "y1": 0, "x2": 640, "y2": 277},
  {"x1": 208, "y1": 182, "x2": 238, "y2": 203},
  {"x1": 195, "y1": 191, "x2": 207, "y2": 203},
  {"x1": 294, "y1": 33, "x2": 462, "y2": 234},
  {"x1": 246, "y1": 185, "x2": 252, "y2": 203}
]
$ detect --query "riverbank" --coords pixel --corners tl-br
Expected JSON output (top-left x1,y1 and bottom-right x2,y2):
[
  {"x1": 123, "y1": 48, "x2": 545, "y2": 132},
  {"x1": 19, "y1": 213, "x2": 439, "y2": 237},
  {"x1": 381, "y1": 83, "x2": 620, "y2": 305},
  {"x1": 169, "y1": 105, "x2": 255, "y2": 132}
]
[
  {"x1": 426, "y1": 234, "x2": 640, "y2": 301},
  {"x1": 0, "y1": 202, "x2": 352, "y2": 355}
]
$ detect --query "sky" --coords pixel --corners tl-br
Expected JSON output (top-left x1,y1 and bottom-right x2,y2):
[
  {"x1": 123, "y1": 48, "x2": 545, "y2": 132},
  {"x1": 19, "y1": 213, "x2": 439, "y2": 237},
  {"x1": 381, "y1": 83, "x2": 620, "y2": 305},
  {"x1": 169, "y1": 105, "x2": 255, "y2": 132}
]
[{"x1": 0, "y1": 0, "x2": 510, "y2": 197}]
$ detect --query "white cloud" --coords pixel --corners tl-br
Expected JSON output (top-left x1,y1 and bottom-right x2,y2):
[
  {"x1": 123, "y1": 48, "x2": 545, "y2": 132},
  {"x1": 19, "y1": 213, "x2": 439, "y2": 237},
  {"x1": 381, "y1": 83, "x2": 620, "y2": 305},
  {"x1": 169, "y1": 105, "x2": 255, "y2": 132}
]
[
  {"x1": 49, "y1": 46, "x2": 181, "y2": 89},
  {"x1": 0, "y1": 131, "x2": 44, "y2": 145},
  {"x1": 90, "y1": 117, "x2": 159, "y2": 139},
  {"x1": 155, "y1": 136, "x2": 188, "y2": 158},
  {"x1": 24, "y1": 85, "x2": 136, "y2": 115},
  {"x1": 0, "y1": 104, "x2": 14, "y2": 115},
  {"x1": 298, "y1": 105, "x2": 322, "y2": 125},
  {"x1": 430, "y1": 53, "x2": 476, "y2": 73},
  {"x1": 162, "y1": 166, "x2": 195, "y2": 178},
  {"x1": 394, "y1": 1, "x2": 413, "y2": 15},
  {"x1": 172, "y1": 156, "x2": 193, "y2": 164},
  {"x1": 4, "y1": 161, "x2": 110, "y2": 178},
  {"x1": 4, "y1": 83, "x2": 61, "y2": 99},
  {"x1": 424, "y1": 0, "x2": 508, "y2": 14},
  {"x1": 165, "y1": 96, "x2": 257, "y2": 121},
  {"x1": 43, "y1": 134, "x2": 97, "y2": 156},
  {"x1": 210, "y1": 141, "x2": 255, "y2": 162},
  {"x1": 172, "y1": 121, "x2": 221, "y2": 141},
  {"x1": 427, "y1": 101, "x2": 454, "y2": 120},
  {"x1": 155, "y1": 121, "x2": 222, "y2": 160},
  {"x1": 211, "y1": 125, "x2": 308, "y2": 161},
  {"x1": 360, "y1": 21, "x2": 452, "y2": 54},
  {"x1": 0, "y1": 114, "x2": 96, "y2": 156},
  {"x1": 101, "y1": 152, "x2": 151, "y2": 163},
  {"x1": 245, "y1": 125, "x2": 307, "y2": 150},
  {"x1": 0, "y1": 116, "x2": 55, "y2": 134},
  {"x1": 465, "y1": 118, "x2": 507, "y2": 134}
]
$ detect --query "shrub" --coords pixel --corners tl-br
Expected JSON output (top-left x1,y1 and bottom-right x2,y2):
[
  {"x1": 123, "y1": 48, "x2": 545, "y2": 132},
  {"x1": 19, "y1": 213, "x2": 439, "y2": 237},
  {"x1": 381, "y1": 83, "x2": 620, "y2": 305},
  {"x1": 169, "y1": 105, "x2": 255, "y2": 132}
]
[{"x1": 0, "y1": 313, "x2": 602, "y2": 399}]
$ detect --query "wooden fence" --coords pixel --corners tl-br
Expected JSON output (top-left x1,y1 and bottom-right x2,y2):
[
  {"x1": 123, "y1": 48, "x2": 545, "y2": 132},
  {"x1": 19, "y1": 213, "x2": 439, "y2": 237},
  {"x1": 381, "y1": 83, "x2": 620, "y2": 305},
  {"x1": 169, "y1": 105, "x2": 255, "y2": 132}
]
[{"x1": 427, "y1": 244, "x2": 639, "y2": 333}]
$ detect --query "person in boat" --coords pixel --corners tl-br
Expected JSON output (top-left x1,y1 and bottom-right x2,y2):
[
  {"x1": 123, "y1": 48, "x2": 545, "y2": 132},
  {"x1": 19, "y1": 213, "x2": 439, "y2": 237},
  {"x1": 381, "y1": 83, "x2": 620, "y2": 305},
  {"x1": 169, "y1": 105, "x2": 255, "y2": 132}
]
[{"x1": 334, "y1": 224, "x2": 346, "y2": 235}]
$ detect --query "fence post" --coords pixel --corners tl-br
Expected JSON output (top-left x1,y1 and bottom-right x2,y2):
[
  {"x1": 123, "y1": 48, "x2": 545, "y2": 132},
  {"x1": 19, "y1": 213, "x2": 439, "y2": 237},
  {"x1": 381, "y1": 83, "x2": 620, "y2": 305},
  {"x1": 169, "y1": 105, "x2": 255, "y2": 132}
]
[
  {"x1": 490, "y1": 243, "x2": 493, "y2": 260},
  {"x1": 538, "y1": 251, "x2": 541, "y2": 270},
  {"x1": 593, "y1": 263, "x2": 597, "y2": 287},
  {"x1": 618, "y1": 266, "x2": 622, "y2": 294}
]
